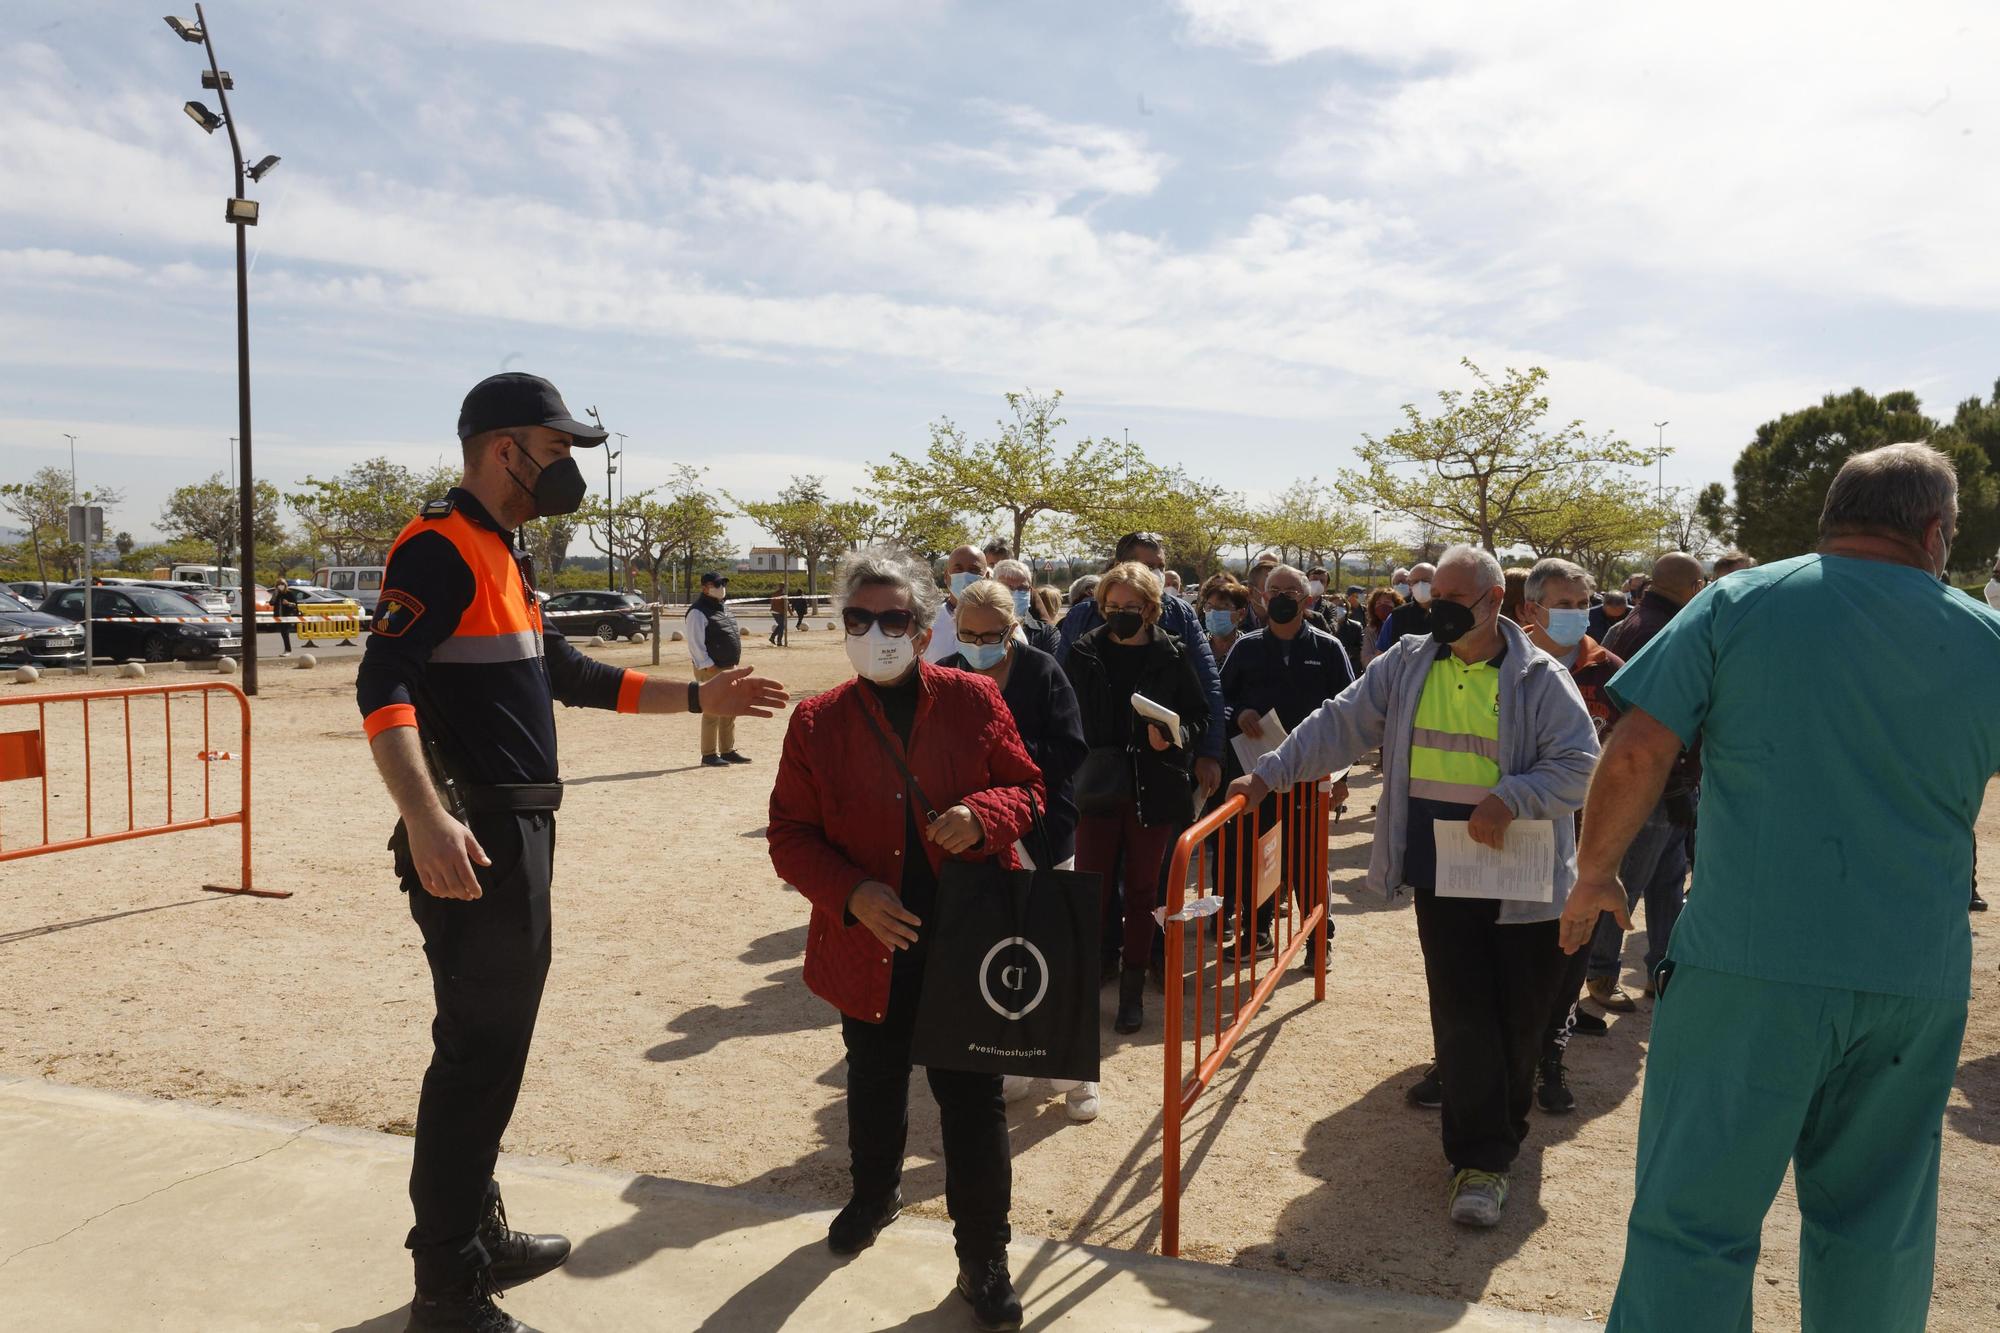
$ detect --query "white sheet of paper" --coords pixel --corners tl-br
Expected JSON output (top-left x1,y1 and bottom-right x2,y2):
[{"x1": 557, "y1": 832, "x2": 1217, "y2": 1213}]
[
  {"x1": 1229, "y1": 712, "x2": 1289, "y2": 774},
  {"x1": 1433, "y1": 820, "x2": 1557, "y2": 902},
  {"x1": 1131, "y1": 692, "x2": 1181, "y2": 736}
]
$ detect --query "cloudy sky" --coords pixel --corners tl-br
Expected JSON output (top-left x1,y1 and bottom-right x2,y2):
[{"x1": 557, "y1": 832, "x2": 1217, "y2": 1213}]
[{"x1": 3, "y1": 0, "x2": 1994, "y2": 552}]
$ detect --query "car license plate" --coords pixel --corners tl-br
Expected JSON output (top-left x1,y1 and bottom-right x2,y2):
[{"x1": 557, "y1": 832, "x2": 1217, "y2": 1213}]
[{"x1": 219, "y1": 638, "x2": 242, "y2": 648}]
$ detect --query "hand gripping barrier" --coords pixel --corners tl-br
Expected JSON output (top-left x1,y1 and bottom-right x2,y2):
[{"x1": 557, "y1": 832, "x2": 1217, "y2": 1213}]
[
  {"x1": 1160, "y1": 777, "x2": 1331, "y2": 1256},
  {"x1": 0, "y1": 682, "x2": 287, "y2": 898}
]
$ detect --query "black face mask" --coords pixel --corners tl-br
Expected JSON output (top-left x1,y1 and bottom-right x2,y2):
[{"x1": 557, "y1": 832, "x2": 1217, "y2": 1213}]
[
  {"x1": 1266, "y1": 593, "x2": 1301, "y2": 625},
  {"x1": 1429, "y1": 591, "x2": 1487, "y2": 646},
  {"x1": 506, "y1": 442, "x2": 589, "y2": 518},
  {"x1": 1106, "y1": 609, "x2": 1146, "y2": 640}
]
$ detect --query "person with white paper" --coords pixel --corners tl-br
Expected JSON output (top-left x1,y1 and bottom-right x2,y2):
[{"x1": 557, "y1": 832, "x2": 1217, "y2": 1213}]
[
  {"x1": 1217, "y1": 564, "x2": 1356, "y2": 954},
  {"x1": 1228, "y1": 546, "x2": 1598, "y2": 1229}
]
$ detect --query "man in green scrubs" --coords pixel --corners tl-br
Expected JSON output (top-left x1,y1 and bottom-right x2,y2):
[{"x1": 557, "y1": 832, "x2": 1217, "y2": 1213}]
[{"x1": 1562, "y1": 442, "x2": 2000, "y2": 1332}]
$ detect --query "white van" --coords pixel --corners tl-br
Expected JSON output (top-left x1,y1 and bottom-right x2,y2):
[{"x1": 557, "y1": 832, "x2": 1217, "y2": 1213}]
[
  {"x1": 151, "y1": 564, "x2": 243, "y2": 589},
  {"x1": 314, "y1": 566, "x2": 388, "y2": 613}
]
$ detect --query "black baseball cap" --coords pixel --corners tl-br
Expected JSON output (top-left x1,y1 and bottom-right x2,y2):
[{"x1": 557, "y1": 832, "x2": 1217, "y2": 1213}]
[
  {"x1": 700, "y1": 571, "x2": 728, "y2": 587},
  {"x1": 1345, "y1": 584, "x2": 1365, "y2": 595},
  {"x1": 457, "y1": 372, "x2": 608, "y2": 445}
]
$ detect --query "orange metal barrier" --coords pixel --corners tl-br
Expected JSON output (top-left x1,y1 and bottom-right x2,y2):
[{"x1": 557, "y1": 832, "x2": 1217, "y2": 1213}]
[
  {"x1": 0, "y1": 682, "x2": 286, "y2": 898},
  {"x1": 1160, "y1": 777, "x2": 1331, "y2": 1256}
]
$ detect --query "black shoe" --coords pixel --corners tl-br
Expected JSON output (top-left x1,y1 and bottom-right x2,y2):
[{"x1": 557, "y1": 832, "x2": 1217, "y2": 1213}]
[
  {"x1": 1407, "y1": 1062, "x2": 1443, "y2": 1110},
  {"x1": 1537, "y1": 1057, "x2": 1576, "y2": 1114},
  {"x1": 827, "y1": 1189, "x2": 902, "y2": 1256},
  {"x1": 1570, "y1": 1007, "x2": 1609, "y2": 1037},
  {"x1": 955, "y1": 1258, "x2": 1024, "y2": 1331},
  {"x1": 478, "y1": 1186, "x2": 570, "y2": 1291},
  {"x1": 701, "y1": 754, "x2": 730, "y2": 768},
  {"x1": 720, "y1": 750, "x2": 753, "y2": 764},
  {"x1": 1115, "y1": 967, "x2": 1145, "y2": 1034},
  {"x1": 405, "y1": 1278, "x2": 529, "y2": 1333},
  {"x1": 1973, "y1": 890, "x2": 1989, "y2": 912},
  {"x1": 1254, "y1": 925, "x2": 1275, "y2": 955}
]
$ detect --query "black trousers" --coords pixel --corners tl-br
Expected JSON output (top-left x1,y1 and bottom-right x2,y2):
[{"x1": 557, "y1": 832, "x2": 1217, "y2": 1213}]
[
  {"x1": 1413, "y1": 887, "x2": 1565, "y2": 1173},
  {"x1": 841, "y1": 957, "x2": 1011, "y2": 1264},
  {"x1": 400, "y1": 811, "x2": 555, "y2": 1286},
  {"x1": 1543, "y1": 936, "x2": 1593, "y2": 1056}
]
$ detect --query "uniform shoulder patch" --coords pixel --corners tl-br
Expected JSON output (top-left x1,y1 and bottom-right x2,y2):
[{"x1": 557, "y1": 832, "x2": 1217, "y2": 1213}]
[
  {"x1": 372, "y1": 590, "x2": 427, "y2": 637},
  {"x1": 420, "y1": 497, "x2": 455, "y2": 519}
]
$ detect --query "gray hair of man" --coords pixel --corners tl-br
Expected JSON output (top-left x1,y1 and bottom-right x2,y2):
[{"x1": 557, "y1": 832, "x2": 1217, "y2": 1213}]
[
  {"x1": 1436, "y1": 544, "x2": 1505, "y2": 590},
  {"x1": 1069, "y1": 574, "x2": 1100, "y2": 603},
  {"x1": 1267, "y1": 563, "x2": 1311, "y2": 591},
  {"x1": 834, "y1": 546, "x2": 943, "y2": 633},
  {"x1": 990, "y1": 558, "x2": 1033, "y2": 587},
  {"x1": 1818, "y1": 441, "x2": 1959, "y2": 545},
  {"x1": 1523, "y1": 556, "x2": 1595, "y2": 604}
]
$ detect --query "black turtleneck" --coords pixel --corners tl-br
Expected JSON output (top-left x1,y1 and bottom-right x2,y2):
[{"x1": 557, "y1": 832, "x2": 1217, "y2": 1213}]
[{"x1": 865, "y1": 668, "x2": 936, "y2": 959}]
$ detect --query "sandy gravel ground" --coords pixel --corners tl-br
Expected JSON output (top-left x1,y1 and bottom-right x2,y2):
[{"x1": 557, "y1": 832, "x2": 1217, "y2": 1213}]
[{"x1": 1, "y1": 632, "x2": 1995, "y2": 1329}]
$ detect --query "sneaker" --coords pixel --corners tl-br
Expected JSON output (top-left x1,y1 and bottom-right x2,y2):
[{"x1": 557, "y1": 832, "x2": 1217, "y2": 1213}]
[
  {"x1": 827, "y1": 1189, "x2": 902, "y2": 1257},
  {"x1": 1064, "y1": 1082, "x2": 1100, "y2": 1123},
  {"x1": 955, "y1": 1258, "x2": 1024, "y2": 1331},
  {"x1": 720, "y1": 750, "x2": 753, "y2": 764},
  {"x1": 1254, "y1": 925, "x2": 1275, "y2": 955},
  {"x1": 1570, "y1": 1006, "x2": 1608, "y2": 1037},
  {"x1": 701, "y1": 754, "x2": 730, "y2": 768},
  {"x1": 1586, "y1": 976, "x2": 1638, "y2": 1013},
  {"x1": 1972, "y1": 890, "x2": 1988, "y2": 912},
  {"x1": 1406, "y1": 1062, "x2": 1443, "y2": 1110},
  {"x1": 1447, "y1": 1168, "x2": 1509, "y2": 1227},
  {"x1": 1536, "y1": 1058, "x2": 1576, "y2": 1114},
  {"x1": 1001, "y1": 1075, "x2": 1039, "y2": 1104}
]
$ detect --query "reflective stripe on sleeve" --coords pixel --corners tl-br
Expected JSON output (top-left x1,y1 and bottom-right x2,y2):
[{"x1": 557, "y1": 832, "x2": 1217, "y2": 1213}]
[
  {"x1": 617, "y1": 670, "x2": 645, "y2": 714},
  {"x1": 363, "y1": 703, "x2": 418, "y2": 739}
]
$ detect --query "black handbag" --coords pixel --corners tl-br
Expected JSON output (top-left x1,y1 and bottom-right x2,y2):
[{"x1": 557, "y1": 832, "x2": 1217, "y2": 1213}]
[
  {"x1": 857, "y1": 705, "x2": 1101, "y2": 1081},
  {"x1": 1073, "y1": 745, "x2": 1135, "y2": 817}
]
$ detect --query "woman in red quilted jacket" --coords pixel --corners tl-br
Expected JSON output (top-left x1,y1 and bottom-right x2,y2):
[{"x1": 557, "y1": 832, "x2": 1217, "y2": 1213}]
[{"x1": 768, "y1": 547, "x2": 1044, "y2": 1331}]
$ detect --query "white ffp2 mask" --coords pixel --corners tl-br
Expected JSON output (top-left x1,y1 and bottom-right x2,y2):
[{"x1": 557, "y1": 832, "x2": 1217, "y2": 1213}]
[{"x1": 846, "y1": 624, "x2": 916, "y2": 682}]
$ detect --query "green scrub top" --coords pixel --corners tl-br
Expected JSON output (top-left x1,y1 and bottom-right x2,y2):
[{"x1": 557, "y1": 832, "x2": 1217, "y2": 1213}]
[{"x1": 1606, "y1": 553, "x2": 2000, "y2": 1000}]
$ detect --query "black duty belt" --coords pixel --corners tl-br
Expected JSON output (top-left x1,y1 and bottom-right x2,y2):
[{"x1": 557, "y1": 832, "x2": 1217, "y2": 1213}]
[{"x1": 460, "y1": 783, "x2": 565, "y2": 813}]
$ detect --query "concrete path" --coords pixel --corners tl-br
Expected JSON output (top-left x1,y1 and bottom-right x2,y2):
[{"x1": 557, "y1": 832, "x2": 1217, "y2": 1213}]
[{"x1": 0, "y1": 1076, "x2": 1600, "y2": 1332}]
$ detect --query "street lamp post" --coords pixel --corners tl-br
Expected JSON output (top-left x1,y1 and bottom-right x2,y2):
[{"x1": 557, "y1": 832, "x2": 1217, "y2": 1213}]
[
  {"x1": 586, "y1": 408, "x2": 620, "y2": 591},
  {"x1": 62, "y1": 434, "x2": 78, "y2": 503},
  {"x1": 1654, "y1": 420, "x2": 1670, "y2": 552},
  {"x1": 166, "y1": 6, "x2": 279, "y2": 696}
]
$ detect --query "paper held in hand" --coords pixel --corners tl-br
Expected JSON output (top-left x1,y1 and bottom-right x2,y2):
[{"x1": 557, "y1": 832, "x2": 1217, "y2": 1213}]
[
  {"x1": 1130, "y1": 692, "x2": 1181, "y2": 738},
  {"x1": 1433, "y1": 820, "x2": 1557, "y2": 902},
  {"x1": 1229, "y1": 711, "x2": 1288, "y2": 774}
]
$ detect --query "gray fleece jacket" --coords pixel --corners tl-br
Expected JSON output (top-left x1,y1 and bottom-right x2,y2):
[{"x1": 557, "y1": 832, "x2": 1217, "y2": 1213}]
[{"x1": 1250, "y1": 616, "x2": 1600, "y2": 924}]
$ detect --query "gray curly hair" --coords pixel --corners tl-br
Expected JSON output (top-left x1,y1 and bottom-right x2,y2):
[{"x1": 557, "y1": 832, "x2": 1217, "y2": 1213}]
[{"x1": 834, "y1": 546, "x2": 943, "y2": 632}]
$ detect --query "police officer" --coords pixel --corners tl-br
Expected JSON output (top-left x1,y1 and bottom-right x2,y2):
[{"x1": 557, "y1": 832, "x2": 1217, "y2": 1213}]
[{"x1": 357, "y1": 373, "x2": 788, "y2": 1332}]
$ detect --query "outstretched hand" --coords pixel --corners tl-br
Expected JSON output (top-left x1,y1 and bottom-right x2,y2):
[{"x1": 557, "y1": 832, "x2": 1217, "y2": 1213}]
[{"x1": 701, "y1": 665, "x2": 790, "y2": 717}]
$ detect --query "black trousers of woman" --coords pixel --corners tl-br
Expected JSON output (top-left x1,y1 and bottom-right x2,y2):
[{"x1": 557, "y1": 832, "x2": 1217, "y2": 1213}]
[{"x1": 840, "y1": 953, "x2": 1011, "y2": 1265}]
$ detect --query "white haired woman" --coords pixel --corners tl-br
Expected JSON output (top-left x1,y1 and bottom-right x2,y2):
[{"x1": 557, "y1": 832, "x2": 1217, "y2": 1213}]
[{"x1": 768, "y1": 547, "x2": 1046, "y2": 1328}]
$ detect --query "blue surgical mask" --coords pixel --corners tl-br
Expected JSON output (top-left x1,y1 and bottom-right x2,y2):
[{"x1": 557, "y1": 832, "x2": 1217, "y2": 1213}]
[
  {"x1": 962, "y1": 638, "x2": 1008, "y2": 670},
  {"x1": 1011, "y1": 587, "x2": 1031, "y2": 618},
  {"x1": 1545, "y1": 608, "x2": 1590, "y2": 647},
  {"x1": 950, "y1": 571, "x2": 980, "y2": 597},
  {"x1": 1205, "y1": 607, "x2": 1235, "y2": 635}
]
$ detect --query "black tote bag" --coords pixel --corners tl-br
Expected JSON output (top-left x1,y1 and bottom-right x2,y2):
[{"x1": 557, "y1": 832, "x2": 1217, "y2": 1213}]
[
  {"x1": 856, "y1": 707, "x2": 1100, "y2": 1082},
  {"x1": 910, "y1": 831, "x2": 1101, "y2": 1083}
]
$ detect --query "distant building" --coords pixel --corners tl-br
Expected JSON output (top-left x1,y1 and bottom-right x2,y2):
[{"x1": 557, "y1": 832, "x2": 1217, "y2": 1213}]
[{"x1": 738, "y1": 546, "x2": 805, "y2": 574}]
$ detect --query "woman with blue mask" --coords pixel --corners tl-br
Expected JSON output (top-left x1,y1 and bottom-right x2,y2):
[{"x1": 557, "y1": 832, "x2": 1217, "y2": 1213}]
[
  {"x1": 1198, "y1": 572, "x2": 1250, "y2": 664},
  {"x1": 939, "y1": 578, "x2": 1096, "y2": 1122}
]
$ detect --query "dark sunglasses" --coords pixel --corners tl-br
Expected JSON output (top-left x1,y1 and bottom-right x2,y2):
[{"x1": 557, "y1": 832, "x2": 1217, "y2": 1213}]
[{"x1": 842, "y1": 607, "x2": 917, "y2": 637}]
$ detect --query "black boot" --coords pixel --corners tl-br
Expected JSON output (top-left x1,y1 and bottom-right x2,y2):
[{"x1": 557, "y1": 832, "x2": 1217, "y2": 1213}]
[
  {"x1": 827, "y1": 1187, "x2": 902, "y2": 1256},
  {"x1": 405, "y1": 1268, "x2": 531, "y2": 1333},
  {"x1": 478, "y1": 1183, "x2": 570, "y2": 1291},
  {"x1": 1536, "y1": 1055, "x2": 1576, "y2": 1114},
  {"x1": 955, "y1": 1257, "x2": 1024, "y2": 1330},
  {"x1": 1115, "y1": 967, "x2": 1145, "y2": 1034}
]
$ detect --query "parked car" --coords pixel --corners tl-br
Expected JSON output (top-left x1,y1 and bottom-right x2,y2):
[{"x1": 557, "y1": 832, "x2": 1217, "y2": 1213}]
[
  {"x1": 541, "y1": 590, "x2": 652, "y2": 641},
  {"x1": 39, "y1": 585, "x2": 243, "y2": 663},
  {"x1": 5, "y1": 580, "x2": 63, "y2": 609},
  {"x1": 0, "y1": 586, "x2": 86, "y2": 666},
  {"x1": 125, "y1": 580, "x2": 232, "y2": 615}
]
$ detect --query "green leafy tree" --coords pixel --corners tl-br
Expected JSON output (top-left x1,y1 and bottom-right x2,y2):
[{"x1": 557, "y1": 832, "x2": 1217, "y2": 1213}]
[
  {"x1": 732, "y1": 475, "x2": 850, "y2": 597},
  {"x1": 159, "y1": 474, "x2": 285, "y2": 572},
  {"x1": 518, "y1": 515, "x2": 580, "y2": 583},
  {"x1": 1256, "y1": 478, "x2": 1372, "y2": 580},
  {"x1": 288, "y1": 457, "x2": 461, "y2": 564},
  {"x1": 1339, "y1": 360, "x2": 1647, "y2": 554},
  {"x1": 868, "y1": 389, "x2": 1160, "y2": 554},
  {"x1": 1723, "y1": 386, "x2": 1996, "y2": 565},
  {"x1": 1, "y1": 466, "x2": 123, "y2": 581}
]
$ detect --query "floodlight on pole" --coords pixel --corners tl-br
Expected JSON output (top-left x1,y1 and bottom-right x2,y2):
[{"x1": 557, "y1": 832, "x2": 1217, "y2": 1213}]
[
  {"x1": 247, "y1": 153, "x2": 279, "y2": 181},
  {"x1": 184, "y1": 100, "x2": 223, "y2": 133},
  {"x1": 164, "y1": 15, "x2": 204, "y2": 41},
  {"x1": 202, "y1": 69, "x2": 233, "y2": 90}
]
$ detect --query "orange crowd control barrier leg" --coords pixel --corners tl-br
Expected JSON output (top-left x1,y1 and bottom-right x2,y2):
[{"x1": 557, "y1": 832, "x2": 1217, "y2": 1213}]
[
  {"x1": 1160, "y1": 777, "x2": 1331, "y2": 1256},
  {"x1": 0, "y1": 682, "x2": 286, "y2": 898}
]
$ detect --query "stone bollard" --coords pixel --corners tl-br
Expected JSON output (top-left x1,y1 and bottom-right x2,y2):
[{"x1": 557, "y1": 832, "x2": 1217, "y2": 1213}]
[
  {"x1": 670, "y1": 630, "x2": 684, "y2": 642},
  {"x1": 118, "y1": 662, "x2": 146, "y2": 679},
  {"x1": 295, "y1": 653, "x2": 318, "y2": 669},
  {"x1": 13, "y1": 665, "x2": 38, "y2": 684},
  {"x1": 214, "y1": 655, "x2": 239, "y2": 675}
]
